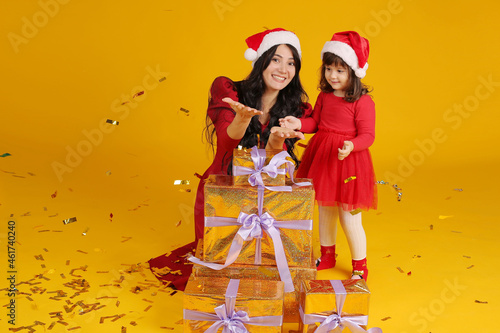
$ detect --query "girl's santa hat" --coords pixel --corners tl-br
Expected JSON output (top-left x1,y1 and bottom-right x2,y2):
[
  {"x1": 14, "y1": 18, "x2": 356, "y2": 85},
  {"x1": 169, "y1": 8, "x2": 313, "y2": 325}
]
[
  {"x1": 244, "y1": 28, "x2": 301, "y2": 63},
  {"x1": 321, "y1": 31, "x2": 370, "y2": 78}
]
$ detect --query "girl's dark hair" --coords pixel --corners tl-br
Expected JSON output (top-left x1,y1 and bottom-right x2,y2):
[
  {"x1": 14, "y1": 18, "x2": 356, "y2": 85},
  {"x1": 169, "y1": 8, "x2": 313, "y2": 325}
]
[
  {"x1": 204, "y1": 44, "x2": 309, "y2": 172},
  {"x1": 319, "y1": 52, "x2": 372, "y2": 102}
]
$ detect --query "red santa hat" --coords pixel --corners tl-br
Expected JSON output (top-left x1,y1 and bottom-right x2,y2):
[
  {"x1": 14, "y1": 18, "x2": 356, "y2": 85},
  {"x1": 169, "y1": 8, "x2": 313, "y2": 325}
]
[
  {"x1": 244, "y1": 28, "x2": 302, "y2": 63},
  {"x1": 321, "y1": 31, "x2": 370, "y2": 78}
]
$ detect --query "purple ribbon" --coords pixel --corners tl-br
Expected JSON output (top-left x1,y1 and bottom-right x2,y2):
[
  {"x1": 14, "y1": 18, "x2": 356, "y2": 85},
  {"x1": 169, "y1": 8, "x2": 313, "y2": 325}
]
[
  {"x1": 183, "y1": 279, "x2": 283, "y2": 333},
  {"x1": 232, "y1": 146, "x2": 311, "y2": 189},
  {"x1": 299, "y1": 280, "x2": 383, "y2": 333}
]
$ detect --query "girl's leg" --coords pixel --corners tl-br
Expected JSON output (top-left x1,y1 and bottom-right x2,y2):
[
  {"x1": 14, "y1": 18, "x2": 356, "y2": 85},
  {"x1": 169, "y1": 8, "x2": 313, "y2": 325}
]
[
  {"x1": 339, "y1": 209, "x2": 368, "y2": 280},
  {"x1": 316, "y1": 205, "x2": 339, "y2": 270}
]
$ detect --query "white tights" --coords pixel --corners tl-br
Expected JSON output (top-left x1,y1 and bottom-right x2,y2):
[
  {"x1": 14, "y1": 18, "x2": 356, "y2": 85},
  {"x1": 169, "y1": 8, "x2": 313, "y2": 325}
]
[{"x1": 318, "y1": 205, "x2": 367, "y2": 260}]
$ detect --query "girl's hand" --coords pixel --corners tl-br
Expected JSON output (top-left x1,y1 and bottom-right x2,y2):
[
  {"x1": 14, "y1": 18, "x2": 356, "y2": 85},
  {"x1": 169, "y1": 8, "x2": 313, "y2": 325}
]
[
  {"x1": 222, "y1": 97, "x2": 263, "y2": 120},
  {"x1": 338, "y1": 141, "x2": 354, "y2": 160},
  {"x1": 266, "y1": 127, "x2": 305, "y2": 150},
  {"x1": 279, "y1": 116, "x2": 302, "y2": 130}
]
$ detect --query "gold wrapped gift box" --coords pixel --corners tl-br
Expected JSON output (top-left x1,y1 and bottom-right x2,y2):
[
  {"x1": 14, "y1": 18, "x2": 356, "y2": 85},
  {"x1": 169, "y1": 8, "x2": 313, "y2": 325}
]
[
  {"x1": 298, "y1": 280, "x2": 371, "y2": 333},
  {"x1": 193, "y1": 240, "x2": 317, "y2": 323},
  {"x1": 233, "y1": 147, "x2": 290, "y2": 186},
  {"x1": 203, "y1": 175, "x2": 315, "y2": 267},
  {"x1": 183, "y1": 276, "x2": 284, "y2": 333}
]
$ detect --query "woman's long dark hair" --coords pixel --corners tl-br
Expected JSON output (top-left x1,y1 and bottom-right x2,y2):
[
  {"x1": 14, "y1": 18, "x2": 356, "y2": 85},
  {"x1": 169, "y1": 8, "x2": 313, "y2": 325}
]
[
  {"x1": 319, "y1": 52, "x2": 371, "y2": 102},
  {"x1": 205, "y1": 44, "x2": 309, "y2": 173}
]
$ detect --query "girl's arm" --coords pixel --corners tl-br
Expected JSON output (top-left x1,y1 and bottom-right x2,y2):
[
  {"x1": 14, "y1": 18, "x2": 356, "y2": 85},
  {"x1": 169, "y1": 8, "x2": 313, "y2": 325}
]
[
  {"x1": 350, "y1": 95, "x2": 376, "y2": 152},
  {"x1": 279, "y1": 93, "x2": 323, "y2": 133}
]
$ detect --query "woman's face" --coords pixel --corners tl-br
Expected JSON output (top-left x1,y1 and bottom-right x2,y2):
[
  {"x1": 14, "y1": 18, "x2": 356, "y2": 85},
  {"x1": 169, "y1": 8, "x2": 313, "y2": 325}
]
[{"x1": 262, "y1": 44, "x2": 296, "y2": 93}]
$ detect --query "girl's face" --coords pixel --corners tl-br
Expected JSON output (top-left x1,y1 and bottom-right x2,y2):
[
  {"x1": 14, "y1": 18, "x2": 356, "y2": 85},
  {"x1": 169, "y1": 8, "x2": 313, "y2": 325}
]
[
  {"x1": 262, "y1": 44, "x2": 296, "y2": 93},
  {"x1": 325, "y1": 63, "x2": 349, "y2": 96}
]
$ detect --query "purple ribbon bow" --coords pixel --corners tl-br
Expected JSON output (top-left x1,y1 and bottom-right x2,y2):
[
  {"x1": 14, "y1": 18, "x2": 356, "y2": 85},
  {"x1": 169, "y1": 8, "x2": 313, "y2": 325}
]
[
  {"x1": 233, "y1": 146, "x2": 311, "y2": 189},
  {"x1": 183, "y1": 279, "x2": 283, "y2": 333},
  {"x1": 300, "y1": 280, "x2": 383, "y2": 333}
]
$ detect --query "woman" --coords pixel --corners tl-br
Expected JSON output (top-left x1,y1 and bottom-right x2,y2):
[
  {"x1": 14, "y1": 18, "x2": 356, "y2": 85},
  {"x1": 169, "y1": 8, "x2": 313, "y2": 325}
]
[
  {"x1": 194, "y1": 27, "x2": 312, "y2": 240},
  {"x1": 149, "y1": 28, "x2": 311, "y2": 290}
]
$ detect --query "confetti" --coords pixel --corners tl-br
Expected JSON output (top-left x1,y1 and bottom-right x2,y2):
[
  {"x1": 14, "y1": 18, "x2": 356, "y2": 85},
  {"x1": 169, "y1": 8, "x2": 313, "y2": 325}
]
[
  {"x1": 82, "y1": 228, "x2": 89, "y2": 236},
  {"x1": 159, "y1": 76, "x2": 166, "y2": 82},
  {"x1": 160, "y1": 327, "x2": 175, "y2": 330},
  {"x1": 144, "y1": 305, "x2": 152, "y2": 312},
  {"x1": 63, "y1": 217, "x2": 77, "y2": 225},
  {"x1": 382, "y1": 255, "x2": 391, "y2": 258},
  {"x1": 454, "y1": 188, "x2": 463, "y2": 192},
  {"x1": 121, "y1": 327, "x2": 127, "y2": 333},
  {"x1": 174, "y1": 180, "x2": 190, "y2": 185},
  {"x1": 344, "y1": 176, "x2": 356, "y2": 183},
  {"x1": 475, "y1": 300, "x2": 488, "y2": 304},
  {"x1": 381, "y1": 317, "x2": 391, "y2": 321},
  {"x1": 179, "y1": 188, "x2": 192, "y2": 192},
  {"x1": 377, "y1": 181, "x2": 403, "y2": 201},
  {"x1": 297, "y1": 142, "x2": 308, "y2": 148},
  {"x1": 412, "y1": 255, "x2": 421, "y2": 259},
  {"x1": 176, "y1": 220, "x2": 182, "y2": 227},
  {"x1": 76, "y1": 250, "x2": 88, "y2": 254},
  {"x1": 106, "y1": 170, "x2": 112, "y2": 176},
  {"x1": 133, "y1": 91, "x2": 145, "y2": 98},
  {"x1": 430, "y1": 224, "x2": 434, "y2": 230},
  {"x1": 467, "y1": 265, "x2": 474, "y2": 269},
  {"x1": 51, "y1": 190, "x2": 58, "y2": 198},
  {"x1": 407, "y1": 271, "x2": 412, "y2": 276},
  {"x1": 463, "y1": 255, "x2": 471, "y2": 259},
  {"x1": 1, "y1": 153, "x2": 11, "y2": 157},
  {"x1": 179, "y1": 107, "x2": 190, "y2": 114},
  {"x1": 106, "y1": 119, "x2": 119, "y2": 125},
  {"x1": 439, "y1": 215, "x2": 454, "y2": 219},
  {"x1": 121, "y1": 236, "x2": 132, "y2": 243},
  {"x1": 396, "y1": 267, "x2": 404, "y2": 273},
  {"x1": 350, "y1": 208, "x2": 362, "y2": 215}
]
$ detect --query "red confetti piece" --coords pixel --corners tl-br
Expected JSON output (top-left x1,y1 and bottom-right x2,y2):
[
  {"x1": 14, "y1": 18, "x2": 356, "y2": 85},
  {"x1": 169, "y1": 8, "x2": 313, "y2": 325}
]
[
  {"x1": 51, "y1": 191, "x2": 58, "y2": 198},
  {"x1": 133, "y1": 91, "x2": 145, "y2": 98},
  {"x1": 407, "y1": 271, "x2": 412, "y2": 276}
]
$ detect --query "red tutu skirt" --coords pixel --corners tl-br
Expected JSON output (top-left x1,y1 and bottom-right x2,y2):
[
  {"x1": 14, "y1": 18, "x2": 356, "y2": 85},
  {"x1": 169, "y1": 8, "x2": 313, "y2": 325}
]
[{"x1": 296, "y1": 126, "x2": 377, "y2": 211}]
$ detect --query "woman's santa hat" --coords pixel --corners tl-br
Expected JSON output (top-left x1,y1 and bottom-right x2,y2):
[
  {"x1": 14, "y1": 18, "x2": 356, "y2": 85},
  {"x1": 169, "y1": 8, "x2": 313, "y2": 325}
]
[
  {"x1": 321, "y1": 31, "x2": 370, "y2": 78},
  {"x1": 244, "y1": 28, "x2": 301, "y2": 63}
]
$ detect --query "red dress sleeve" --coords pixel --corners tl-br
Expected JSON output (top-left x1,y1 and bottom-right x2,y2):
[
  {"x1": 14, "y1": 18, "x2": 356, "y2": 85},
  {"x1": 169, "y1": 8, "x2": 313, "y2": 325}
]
[
  {"x1": 351, "y1": 95, "x2": 376, "y2": 151},
  {"x1": 207, "y1": 77, "x2": 241, "y2": 152},
  {"x1": 300, "y1": 92, "x2": 323, "y2": 133}
]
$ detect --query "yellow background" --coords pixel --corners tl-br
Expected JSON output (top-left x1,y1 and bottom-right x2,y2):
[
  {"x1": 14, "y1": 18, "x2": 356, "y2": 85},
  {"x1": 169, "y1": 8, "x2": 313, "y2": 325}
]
[{"x1": 1, "y1": 0, "x2": 500, "y2": 332}]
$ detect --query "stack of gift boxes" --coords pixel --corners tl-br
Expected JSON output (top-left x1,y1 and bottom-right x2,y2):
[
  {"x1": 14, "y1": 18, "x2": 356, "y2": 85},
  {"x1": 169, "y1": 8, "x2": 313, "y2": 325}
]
[{"x1": 183, "y1": 147, "x2": 380, "y2": 332}]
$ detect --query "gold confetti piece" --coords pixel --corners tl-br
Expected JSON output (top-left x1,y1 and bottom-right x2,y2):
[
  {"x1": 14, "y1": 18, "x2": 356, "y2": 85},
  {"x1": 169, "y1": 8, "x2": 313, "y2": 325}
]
[
  {"x1": 35, "y1": 255, "x2": 44, "y2": 261},
  {"x1": 67, "y1": 327, "x2": 81, "y2": 331},
  {"x1": 116, "y1": 300, "x2": 120, "y2": 307},
  {"x1": 160, "y1": 328, "x2": 175, "y2": 330},
  {"x1": 106, "y1": 119, "x2": 119, "y2": 125},
  {"x1": 475, "y1": 300, "x2": 488, "y2": 304},
  {"x1": 38, "y1": 229, "x2": 50, "y2": 233},
  {"x1": 22, "y1": 211, "x2": 31, "y2": 216},
  {"x1": 175, "y1": 220, "x2": 182, "y2": 227},
  {"x1": 382, "y1": 255, "x2": 391, "y2": 258},
  {"x1": 121, "y1": 327, "x2": 127, "y2": 333},
  {"x1": 105, "y1": 170, "x2": 112, "y2": 176},
  {"x1": 159, "y1": 76, "x2": 166, "y2": 82},
  {"x1": 409, "y1": 229, "x2": 420, "y2": 231},
  {"x1": 444, "y1": 196, "x2": 452, "y2": 200},
  {"x1": 60, "y1": 273, "x2": 66, "y2": 279},
  {"x1": 174, "y1": 179, "x2": 190, "y2": 185},
  {"x1": 51, "y1": 190, "x2": 58, "y2": 198},
  {"x1": 463, "y1": 255, "x2": 471, "y2": 259},
  {"x1": 12, "y1": 174, "x2": 26, "y2": 178},
  {"x1": 179, "y1": 107, "x2": 190, "y2": 114},
  {"x1": 76, "y1": 250, "x2": 88, "y2": 254},
  {"x1": 454, "y1": 188, "x2": 463, "y2": 192},
  {"x1": 144, "y1": 305, "x2": 152, "y2": 312},
  {"x1": 430, "y1": 224, "x2": 434, "y2": 230},
  {"x1": 170, "y1": 290, "x2": 178, "y2": 296},
  {"x1": 142, "y1": 298, "x2": 154, "y2": 303},
  {"x1": 451, "y1": 230, "x2": 462, "y2": 233},
  {"x1": 63, "y1": 217, "x2": 77, "y2": 225},
  {"x1": 396, "y1": 267, "x2": 404, "y2": 273},
  {"x1": 179, "y1": 188, "x2": 192, "y2": 192},
  {"x1": 121, "y1": 236, "x2": 132, "y2": 243},
  {"x1": 66, "y1": 260, "x2": 70, "y2": 265},
  {"x1": 467, "y1": 265, "x2": 474, "y2": 269},
  {"x1": 133, "y1": 91, "x2": 145, "y2": 98},
  {"x1": 48, "y1": 322, "x2": 56, "y2": 330},
  {"x1": 174, "y1": 319, "x2": 183, "y2": 325},
  {"x1": 48, "y1": 213, "x2": 59, "y2": 217},
  {"x1": 344, "y1": 176, "x2": 356, "y2": 183},
  {"x1": 439, "y1": 215, "x2": 454, "y2": 219},
  {"x1": 381, "y1": 317, "x2": 391, "y2": 321},
  {"x1": 350, "y1": 208, "x2": 362, "y2": 215},
  {"x1": 412, "y1": 255, "x2": 421, "y2": 259}
]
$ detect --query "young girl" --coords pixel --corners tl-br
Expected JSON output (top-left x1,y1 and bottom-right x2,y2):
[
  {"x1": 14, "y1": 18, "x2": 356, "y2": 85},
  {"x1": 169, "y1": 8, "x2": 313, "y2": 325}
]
[{"x1": 280, "y1": 31, "x2": 376, "y2": 280}]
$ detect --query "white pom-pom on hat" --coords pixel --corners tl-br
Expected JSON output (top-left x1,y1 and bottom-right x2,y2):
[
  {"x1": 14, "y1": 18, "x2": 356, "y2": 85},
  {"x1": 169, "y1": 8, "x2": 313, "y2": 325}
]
[
  {"x1": 244, "y1": 28, "x2": 301, "y2": 64},
  {"x1": 321, "y1": 31, "x2": 370, "y2": 78}
]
